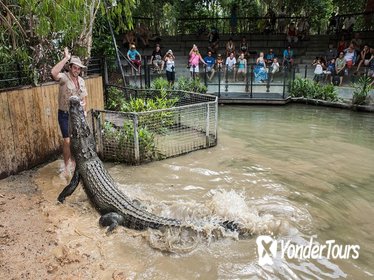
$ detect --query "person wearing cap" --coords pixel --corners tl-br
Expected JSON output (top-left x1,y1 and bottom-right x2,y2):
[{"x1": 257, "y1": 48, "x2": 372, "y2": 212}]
[
  {"x1": 127, "y1": 44, "x2": 142, "y2": 75},
  {"x1": 51, "y1": 47, "x2": 88, "y2": 177}
]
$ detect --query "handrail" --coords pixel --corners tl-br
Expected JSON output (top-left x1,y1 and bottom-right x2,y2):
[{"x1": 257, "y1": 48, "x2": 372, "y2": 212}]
[{"x1": 118, "y1": 49, "x2": 139, "y2": 72}]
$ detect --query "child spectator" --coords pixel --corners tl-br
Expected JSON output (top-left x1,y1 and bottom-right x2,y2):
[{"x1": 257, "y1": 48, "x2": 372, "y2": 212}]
[
  {"x1": 324, "y1": 58, "x2": 336, "y2": 83},
  {"x1": 313, "y1": 57, "x2": 325, "y2": 83},
  {"x1": 270, "y1": 58, "x2": 280, "y2": 82},
  {"x1": 127, "y1": 44, "x2": 142, "y2": 75},
  {"x1": 216, "y1": 54, "x2": 224, "y2": 72},
  {"x1": 236, "y1": 53, "x2": 247, "y2": 81}
]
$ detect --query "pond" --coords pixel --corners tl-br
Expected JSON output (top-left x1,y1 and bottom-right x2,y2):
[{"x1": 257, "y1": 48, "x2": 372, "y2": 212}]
[{"x1": 37, "y1": 104, "x2": 374, "y2": 279}]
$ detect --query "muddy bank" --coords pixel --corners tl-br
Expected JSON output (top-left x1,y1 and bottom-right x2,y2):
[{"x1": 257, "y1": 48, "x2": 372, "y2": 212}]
[{"x1": 0, "y1": 161, "x2": 130, "y2": 280}]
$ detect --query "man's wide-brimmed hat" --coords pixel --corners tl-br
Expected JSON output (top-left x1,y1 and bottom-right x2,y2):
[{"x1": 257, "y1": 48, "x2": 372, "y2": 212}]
[{"x1": 69, "y1": 56, "x2": 86, "y2": 68}]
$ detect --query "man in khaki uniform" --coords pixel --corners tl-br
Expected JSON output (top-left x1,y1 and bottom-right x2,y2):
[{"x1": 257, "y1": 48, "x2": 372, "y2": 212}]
[{"x1": 51, "y1": 47, "x2": 88, "y2": 177}]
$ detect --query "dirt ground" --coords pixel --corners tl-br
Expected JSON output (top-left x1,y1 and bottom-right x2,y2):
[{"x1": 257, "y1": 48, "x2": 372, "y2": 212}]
[{"x1": 0, "y1": 163, "x2": 128, "y2": 280}]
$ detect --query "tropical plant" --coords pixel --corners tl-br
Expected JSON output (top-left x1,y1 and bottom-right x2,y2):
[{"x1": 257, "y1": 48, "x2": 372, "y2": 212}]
[
  {"x1": 290, "y1": 77, "x2": 339, "y2": 101},
  {"x1": 175, "y1": 76, "x2": 208, "y2": 94},
  {"x1": 151, "y1": 77, "x2": 170, "y2": 90},
  {"x1": 106, "y1": 86, "x2": 126, "y2": 111},
  {"x1": 352, "y1": 76, "x2": 373, "y2": 105}
]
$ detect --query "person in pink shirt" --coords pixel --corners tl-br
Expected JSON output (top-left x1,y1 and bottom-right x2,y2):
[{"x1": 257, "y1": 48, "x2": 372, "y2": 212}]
[{"x1": 189, "y1": 44, "x2": 207, "y2": 79}]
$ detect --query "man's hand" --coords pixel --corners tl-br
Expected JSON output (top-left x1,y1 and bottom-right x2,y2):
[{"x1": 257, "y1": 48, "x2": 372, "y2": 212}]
[{"x1": 64, "y1": 47, "x2": 71, "y2": 61}]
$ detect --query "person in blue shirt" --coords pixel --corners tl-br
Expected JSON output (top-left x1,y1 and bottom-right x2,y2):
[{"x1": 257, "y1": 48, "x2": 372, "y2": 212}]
[
  {"x1": 265, "y1": 48, "x2": 275, "y2": 67},
  {"x1": 127, "y1": 44, "x2": 142, "y2": 75},
  {"x1": 282, "y1": 45, "x2": 294, "y2": 69},
  {"x1": 204, "y1": 51, "x2": 216, "y2": 81}
]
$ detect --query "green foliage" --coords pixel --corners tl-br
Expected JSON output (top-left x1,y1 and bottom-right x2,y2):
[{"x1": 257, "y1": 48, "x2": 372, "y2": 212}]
[
  {"x1": 102, "y1": 120, "x2": 164, "y2": 163},
  {"x1": 175, "y1": 76, "x2": 208, "y2": 94},
  {"x1": 352, "y1": 76, "x2": 373, "y2": 105},
  {"x1": 290, "y1": 77, "x2": 339, "y2": 101},
  {"x1": 151, "y1": 77, "x2": 170, "y2": 90},
  {"x1": 121, "y1": 89, "x2": 179, "y2": 134},
  {"x1": 106, "y1": 86, "x2": 126, "y2": 111}
]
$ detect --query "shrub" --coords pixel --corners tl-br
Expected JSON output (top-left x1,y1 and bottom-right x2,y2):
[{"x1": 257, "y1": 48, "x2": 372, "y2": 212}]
[
  {"x1": 290, "y1": 77, "x2": 339, "y2": 101},
  {"x1": 102, "y1": 121, "x2": 164, "y2": 163},
  {"x1": 175, "y1": 76, "x2": 208, "y2": 94},
  {"x1": 352, "y1": 76, "x2": 373, "y2": 105}
]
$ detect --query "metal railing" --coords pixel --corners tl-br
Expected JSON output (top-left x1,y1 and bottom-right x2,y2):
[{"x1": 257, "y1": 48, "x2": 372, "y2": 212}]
[{"x1": 176, "y1": 12, "x2": 374, "y2": 36}]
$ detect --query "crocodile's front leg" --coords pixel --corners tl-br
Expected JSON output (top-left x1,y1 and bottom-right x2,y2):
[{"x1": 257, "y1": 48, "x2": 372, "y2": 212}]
[
  {"x1": 57, "y1": 168, "x2": 80, "y2": 203},
  {"x1": 99, "y1": 212, "x2": 125, "y2": 233}
]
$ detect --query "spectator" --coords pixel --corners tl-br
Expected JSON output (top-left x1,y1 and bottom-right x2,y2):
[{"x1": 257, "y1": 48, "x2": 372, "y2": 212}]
[
  {"x1": 164, "y1": 50, "x2": 175, "y2": 86},
  {"x1": 270, "y1": 57, "x2": 280, "y2": 81},
  {"x1": 344, "y1": 43, "x2": 357, "y2": 74},
  {"x1": 203, "y1": 51, "x2": 216, "y2": 81},
  {"x1": 225, "y1": 52, "x2": 237, "y2": 81},
  {"x1": 351, "y1": 33, "x2": 363, "y2": 60},
  {"x1": 150, "y1": 44, "x2": 164, "y2": 73},
  {"x1": 312, "y1": 57, "x2": 325, "y2": 83},
  {"x1": 325, "y1": 43, "x2": 338, "y2": 64},
  {"x1": 265, "y1": 48, "x2": 276, "y2": 66},
  {"x1": 216, "y1": 53, "x2": 224, "y2": 72},
  {"x1": 335, "y1": 51, "x2": 346, "y2": 86},
  {"x1": 236, "y1": 52, "x2": 247, "y2": 81},
  {"x1": 324, "y1": 58, "x2": 336, "y2": 83},
  {"x1": 355, "y1": 44, "x2": 371, "y2": 73},
  {"x1": 189, "y1": 44, "x2": 207, "y2": 79},
  {"x1": 286, "y1": 22, "x2": 298, "y2": 45},
  {"x1": 282, "y1": 45, "x2": 294, "y2": 69},
  {"x1": 127, "y1": 44, "x2": 142, "y2": 75},
  {"x1": 254, "y1": 52, "x2": 268, "y2": 83},
  {"x1": 225, "y1": 37, "x2": 236, "y2": 57}
]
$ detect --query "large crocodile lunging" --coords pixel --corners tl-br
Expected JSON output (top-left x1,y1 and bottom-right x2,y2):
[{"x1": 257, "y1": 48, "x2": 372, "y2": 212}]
[{"x1": 57, "y1": 96, "x2": 182, "y2": 232}]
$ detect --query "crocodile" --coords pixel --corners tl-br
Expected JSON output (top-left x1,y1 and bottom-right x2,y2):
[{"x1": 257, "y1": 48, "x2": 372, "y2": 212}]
[
  {"x1": 57, "y1": 96, "x2": 182, "y2": 232},
  {"x1": 57, "y1": 96, "x2": 239, "y2": 233}
]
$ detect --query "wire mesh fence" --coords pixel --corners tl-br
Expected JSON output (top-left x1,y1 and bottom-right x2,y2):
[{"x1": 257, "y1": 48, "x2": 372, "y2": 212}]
[{"x1": 91, "y1": 89, "x2": 217, "y2": 164}]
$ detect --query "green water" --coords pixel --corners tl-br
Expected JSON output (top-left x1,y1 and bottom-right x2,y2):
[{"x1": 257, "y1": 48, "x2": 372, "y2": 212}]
[{"x1": 46, "y1": 104, "x2": 374, "y2": 279}]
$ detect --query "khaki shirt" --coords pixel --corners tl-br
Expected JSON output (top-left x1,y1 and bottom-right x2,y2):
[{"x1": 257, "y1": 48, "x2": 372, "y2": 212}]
[{"x1": 57, "y1": 72, "x2": 88, "y2": 111}]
